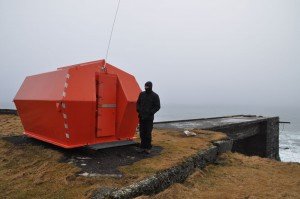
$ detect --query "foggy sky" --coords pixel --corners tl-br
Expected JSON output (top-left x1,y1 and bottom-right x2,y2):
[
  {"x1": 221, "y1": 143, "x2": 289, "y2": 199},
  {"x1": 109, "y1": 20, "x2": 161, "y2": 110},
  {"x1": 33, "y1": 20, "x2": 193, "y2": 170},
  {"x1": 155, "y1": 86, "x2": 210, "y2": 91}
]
[{"x1": 0, "y1": 0, "x2": 299, "y2": 109}]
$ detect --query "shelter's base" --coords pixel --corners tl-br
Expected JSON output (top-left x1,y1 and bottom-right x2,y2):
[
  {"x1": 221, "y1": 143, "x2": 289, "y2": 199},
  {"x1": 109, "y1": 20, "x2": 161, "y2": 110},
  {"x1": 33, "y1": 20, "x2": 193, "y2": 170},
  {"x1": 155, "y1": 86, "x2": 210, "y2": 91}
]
[{"x1": 88, "y1": 140, "x2": 136, "y2": 150}]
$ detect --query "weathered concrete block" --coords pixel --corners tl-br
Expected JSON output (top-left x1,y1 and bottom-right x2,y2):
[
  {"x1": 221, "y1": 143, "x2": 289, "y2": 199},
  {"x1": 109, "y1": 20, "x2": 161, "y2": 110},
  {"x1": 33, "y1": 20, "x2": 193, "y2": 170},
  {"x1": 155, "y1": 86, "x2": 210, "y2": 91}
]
[
  {"x1": 265, "y1": 117, "x2": 280, "y2": 160},
  {"x1": 213, "y1": 139, "x2": 233, "y2": 155},
  {"x1": 154, "y1": 115, "x2": 280, "y2": 160}
]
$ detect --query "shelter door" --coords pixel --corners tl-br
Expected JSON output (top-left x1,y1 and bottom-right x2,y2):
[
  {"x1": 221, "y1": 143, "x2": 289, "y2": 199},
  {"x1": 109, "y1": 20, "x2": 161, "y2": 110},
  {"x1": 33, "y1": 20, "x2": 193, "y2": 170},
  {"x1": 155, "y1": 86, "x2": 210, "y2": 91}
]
[{"x1": 96, "y1": 73, "x2": 117, "y2": 137}]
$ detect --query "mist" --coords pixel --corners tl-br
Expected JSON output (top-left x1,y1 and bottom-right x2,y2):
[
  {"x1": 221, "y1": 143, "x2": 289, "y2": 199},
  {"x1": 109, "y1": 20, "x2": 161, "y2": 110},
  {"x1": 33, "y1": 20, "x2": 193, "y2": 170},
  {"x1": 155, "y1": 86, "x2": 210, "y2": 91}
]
[{"x1": 0, "y1": 0, "x2": 299, "y2": 109}]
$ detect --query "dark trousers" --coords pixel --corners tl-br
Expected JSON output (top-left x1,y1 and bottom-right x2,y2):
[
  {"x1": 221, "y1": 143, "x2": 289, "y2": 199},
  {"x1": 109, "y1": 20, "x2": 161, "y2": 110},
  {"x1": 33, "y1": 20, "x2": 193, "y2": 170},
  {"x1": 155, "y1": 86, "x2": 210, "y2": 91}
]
[{"x1": 139, "y1": 119, "x2": 153, "y2": 150}]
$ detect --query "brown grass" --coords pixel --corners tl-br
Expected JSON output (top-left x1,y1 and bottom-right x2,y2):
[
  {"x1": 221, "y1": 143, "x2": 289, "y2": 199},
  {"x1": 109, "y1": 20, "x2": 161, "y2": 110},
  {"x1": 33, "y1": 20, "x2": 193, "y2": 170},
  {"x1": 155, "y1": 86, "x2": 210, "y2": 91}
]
[
  {"x1": 0, "y1": 114, "x2": 226, "y2": 198},
  {"x1": 139, "y1": 153, "x2": 300, "y2": 199},
  {"x1": 0, "y1": 114, "x2": 23, "y2": 136},
  {"x1": 120, "y1": 129, "x2": 227, "y2": 180},
  {"x1": 0, "y1": 119, "x2": 111, "y2": 198}
]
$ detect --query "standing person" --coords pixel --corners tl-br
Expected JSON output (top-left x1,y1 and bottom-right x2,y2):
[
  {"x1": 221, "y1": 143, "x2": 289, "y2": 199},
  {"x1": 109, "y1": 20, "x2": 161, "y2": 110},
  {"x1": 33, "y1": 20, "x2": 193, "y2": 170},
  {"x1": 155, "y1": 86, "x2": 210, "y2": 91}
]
[{"x1": 136, "y1": 81, "x2": 160, "y2": 154}]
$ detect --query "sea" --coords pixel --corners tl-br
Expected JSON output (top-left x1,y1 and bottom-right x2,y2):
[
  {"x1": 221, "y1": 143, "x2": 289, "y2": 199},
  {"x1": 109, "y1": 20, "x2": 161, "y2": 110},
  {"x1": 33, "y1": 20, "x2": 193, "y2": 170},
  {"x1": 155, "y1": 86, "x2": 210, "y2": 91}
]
[{"x1": 1, "y1": 102, "x2": 299, "y2": 163}]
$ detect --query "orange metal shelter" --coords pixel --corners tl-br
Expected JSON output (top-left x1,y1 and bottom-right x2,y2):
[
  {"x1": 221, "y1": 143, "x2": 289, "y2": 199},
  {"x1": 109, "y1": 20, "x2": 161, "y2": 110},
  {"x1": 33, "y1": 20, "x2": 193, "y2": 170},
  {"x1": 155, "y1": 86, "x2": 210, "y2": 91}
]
[{"x1": 14, "y1": 60, "x2": 141, "y2": 148}]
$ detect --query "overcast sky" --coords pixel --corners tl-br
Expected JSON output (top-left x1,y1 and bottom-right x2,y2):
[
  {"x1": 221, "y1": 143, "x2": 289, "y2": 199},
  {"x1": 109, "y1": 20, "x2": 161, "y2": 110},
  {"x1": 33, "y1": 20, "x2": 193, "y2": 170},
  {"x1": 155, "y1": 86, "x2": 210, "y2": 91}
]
[{"x1": 0, "y1": 0, "x2": 299, "y2": 109}]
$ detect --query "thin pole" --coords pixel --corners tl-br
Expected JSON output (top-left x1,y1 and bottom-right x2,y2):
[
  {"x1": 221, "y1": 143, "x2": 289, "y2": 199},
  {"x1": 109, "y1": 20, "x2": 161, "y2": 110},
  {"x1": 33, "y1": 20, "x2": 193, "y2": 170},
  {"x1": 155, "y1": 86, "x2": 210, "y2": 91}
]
[{"x1": 102, "y1": 0, "x2": 121, "y2": 72}]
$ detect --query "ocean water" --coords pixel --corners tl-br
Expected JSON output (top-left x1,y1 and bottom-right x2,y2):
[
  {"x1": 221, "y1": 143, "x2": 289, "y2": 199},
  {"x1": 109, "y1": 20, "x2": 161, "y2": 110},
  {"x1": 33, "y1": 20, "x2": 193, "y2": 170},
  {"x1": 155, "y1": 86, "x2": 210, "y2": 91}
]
[
  {"x1": 1, "y1": 102, "x2": 299, "y2": 162},
  {"x1": 155, "y1": 104, "x2": 300, "y2": 163},
  {"x1": 279, "y1": 130, "x2": 300, "y2": 162}
]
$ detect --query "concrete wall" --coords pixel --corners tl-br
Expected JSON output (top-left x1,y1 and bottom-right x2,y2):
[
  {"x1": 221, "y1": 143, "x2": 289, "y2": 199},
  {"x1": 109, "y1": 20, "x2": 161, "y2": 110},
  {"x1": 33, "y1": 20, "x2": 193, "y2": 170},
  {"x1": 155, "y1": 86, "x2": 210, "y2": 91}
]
[{"x1": 207, "y1": 117, "x2": 280, "y2": 160}]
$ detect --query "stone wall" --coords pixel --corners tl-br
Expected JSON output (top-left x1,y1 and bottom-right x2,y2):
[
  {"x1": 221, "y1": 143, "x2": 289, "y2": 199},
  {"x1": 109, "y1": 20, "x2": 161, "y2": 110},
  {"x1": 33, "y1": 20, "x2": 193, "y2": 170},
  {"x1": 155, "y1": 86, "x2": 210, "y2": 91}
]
[
  {"x1": 0, "y1": 109, "x2": 18, "y2": 115},
  {"x1": 92, "y1": 140, "x2": 233, "y2": 199}
]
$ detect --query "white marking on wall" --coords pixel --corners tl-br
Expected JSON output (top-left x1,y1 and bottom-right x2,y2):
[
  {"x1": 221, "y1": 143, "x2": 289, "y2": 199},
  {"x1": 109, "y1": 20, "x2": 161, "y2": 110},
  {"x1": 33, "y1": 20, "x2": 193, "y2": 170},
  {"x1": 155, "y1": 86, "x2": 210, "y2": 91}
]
[{"x1": 62, "y1": 71, "x2": 71, "y2": 140}]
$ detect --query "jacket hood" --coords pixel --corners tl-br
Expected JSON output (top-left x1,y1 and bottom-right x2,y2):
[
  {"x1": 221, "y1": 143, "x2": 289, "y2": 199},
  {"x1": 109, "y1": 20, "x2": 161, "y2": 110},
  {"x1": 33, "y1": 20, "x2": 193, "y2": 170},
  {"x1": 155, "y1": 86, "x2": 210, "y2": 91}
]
[{"x1": 145, "y1": 81, "x2": 153, "y2": 93}]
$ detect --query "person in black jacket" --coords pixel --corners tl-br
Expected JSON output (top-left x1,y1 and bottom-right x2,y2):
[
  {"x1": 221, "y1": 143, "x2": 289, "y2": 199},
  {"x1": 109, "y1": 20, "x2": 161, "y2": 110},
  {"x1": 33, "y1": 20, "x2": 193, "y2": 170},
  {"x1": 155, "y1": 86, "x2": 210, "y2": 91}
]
[{"x1": 136, "y1": 81, "x2": 160, "y2": 154}]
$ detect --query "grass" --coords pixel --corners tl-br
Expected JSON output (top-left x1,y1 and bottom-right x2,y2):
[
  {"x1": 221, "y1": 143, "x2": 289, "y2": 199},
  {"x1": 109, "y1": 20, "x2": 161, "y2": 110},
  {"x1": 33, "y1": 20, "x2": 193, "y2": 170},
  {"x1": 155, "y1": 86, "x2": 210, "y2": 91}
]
[
  {"x1": 120, "y1": 130, "x2": 227, "y2": 180},
  {"x1": 0, "y1": 114, "x2": 226, "y2": 198},
  {"x1": 138, "y1": 152, "x2": 300, "y2": 199}
]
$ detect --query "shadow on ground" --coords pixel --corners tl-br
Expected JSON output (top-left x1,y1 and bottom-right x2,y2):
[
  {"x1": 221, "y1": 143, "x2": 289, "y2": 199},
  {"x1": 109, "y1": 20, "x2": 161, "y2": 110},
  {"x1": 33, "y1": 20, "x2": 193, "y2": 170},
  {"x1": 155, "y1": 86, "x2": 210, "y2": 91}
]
[{"x1": 2, "y1": 135, "x2": 162, "y2": 176}]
